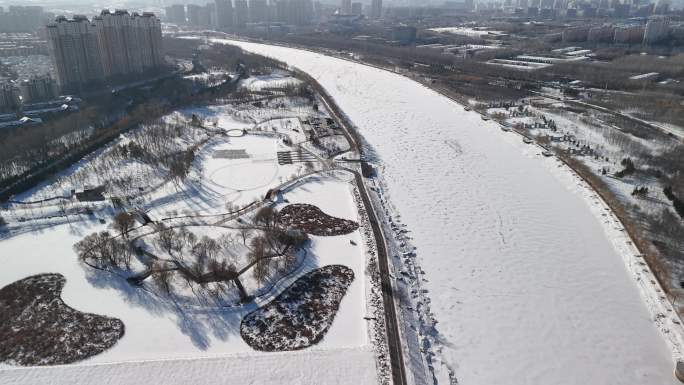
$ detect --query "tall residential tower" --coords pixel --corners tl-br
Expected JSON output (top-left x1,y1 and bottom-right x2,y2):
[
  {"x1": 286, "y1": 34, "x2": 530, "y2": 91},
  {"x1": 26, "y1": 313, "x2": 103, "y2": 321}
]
[{"x1": 46, "y1": 11, "x2": 163, "y2": 93}]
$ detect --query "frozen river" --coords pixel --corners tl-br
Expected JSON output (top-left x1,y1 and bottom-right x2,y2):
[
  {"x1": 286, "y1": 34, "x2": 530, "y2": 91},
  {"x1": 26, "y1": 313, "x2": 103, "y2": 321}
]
[{"x1": 223, "y1": 40, "x2": 678, "y2": 385}]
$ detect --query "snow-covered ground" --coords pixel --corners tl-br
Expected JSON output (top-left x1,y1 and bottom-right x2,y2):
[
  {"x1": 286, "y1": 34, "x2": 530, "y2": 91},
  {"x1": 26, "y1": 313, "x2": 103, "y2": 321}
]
[
  {"x1": 240, "y1": 73, "x2": 302, "y2": 91},
  {"x1": 0, "y1": 173, "x2": 375, "y2": 384},
  {"x1": 0, "y1": 73, "x2": 376, "y2": 384},
  {"x1": 0, "y1": 347, "x2": 376, "y2": 385},
  {"x1": 220, "y1": 39, "x2": 681, "y2": 385}
]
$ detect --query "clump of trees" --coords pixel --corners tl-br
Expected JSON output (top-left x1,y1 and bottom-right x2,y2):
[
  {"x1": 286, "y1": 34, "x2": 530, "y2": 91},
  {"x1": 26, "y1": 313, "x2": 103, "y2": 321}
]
[
  {"x1": 664, "y1": 186, "x2": 684, "y2": 219},
  {"x1": 631, "y1": 186, "x2": 649, "y2": 198},
  {"x1": 73, "y1": 206, "x2": 309, "y2": 304},
  {"x1": 74, "y1": 231, "x2": 134, "y2": 270},
  {"x1": 249, "y1": 206, "x2": 308, "y2": 283},
  {"x1": 113, "y1": 212, "x2": 136, "y2": 238},
  {"x1": 615, "y1": 157, "x2": 636, "y2": 178}
]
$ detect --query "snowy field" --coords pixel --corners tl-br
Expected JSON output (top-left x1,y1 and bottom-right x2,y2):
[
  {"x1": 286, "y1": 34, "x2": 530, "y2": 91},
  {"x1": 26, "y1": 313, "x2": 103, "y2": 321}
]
[
  {"x1": 0, "y1": 173, "x2": 375, "y2": 384},
  {"x1": 0, "y1": 74, "x2": 376, "y2": 384},
  {"x1": 219, "y1": 39, "x2": 680, "y2": 385}
]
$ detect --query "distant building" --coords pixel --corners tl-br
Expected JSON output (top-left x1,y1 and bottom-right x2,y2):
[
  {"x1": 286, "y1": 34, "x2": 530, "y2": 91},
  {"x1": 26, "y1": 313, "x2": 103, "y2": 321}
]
[
  {"x1": 671, "y1": 23, "x2": 684, "y2": 41},
  {"x1": 92, "y1": 10, "x2": 163, "y2": 79},
  {"x1": 341, "y1": 0, "x2": 352, "y2": 14},
  {"x1": 249, "y1": 0, "x2": 269, "y2": 22},
  {"x1": 351, "y1": 2, "x2": 363, "y2": 15},
  {"x1": 0, "y1": 33, "x2": 48, "y2": 57},
  {"x1": 165, "y1": 4, "x2": 186, "y2": 24},
  {"x1": 46, "y1": 15, "x2": 105, "y2": 93},
  {"x1": 613, "y1": 3, "x2": 630, "y2": 18},
  {"x1": 654, "y1": 0, "x2": 670, "y2": 14},
  {"x1": 643, "y1": 16, "x2": 670, "y2": 44},
  {"x1": 46, "y1": 11, "x2": 163, "y2": 93},
  {"x1": 278, "y1": 0, "x2": 314, "y2": 25},
  {"x1": 198, "y1": 3, "x2": 215, "y2": 27},
  {"x1": 539, "y1": 8, "x2": 555, "y2": 17},
  {"x1": 582, "y1": 7, "x2": 597, "y2": 17},
  {"x1": 234, "y1": 0, "x2": 249, "y2": 27},
  {"x1": 562, "y1": 26, "x2": 589, "y2": 42},
  {"x1": 613, "y1": 24, "x2": 644, "y2": 43},
  {"x1": 19, "y1": 76, "x2": 56, "y2": 104},
  {"x1": 215, "y1": 0, "x2": 233, "y2": 28},
  {"x1": 588, "y1": 25, "x2": 615, "y2": 42},
  {"x1": 371, "y1": 0, "x2": 382, "y2": 18},
  {"x1": 186, "y1": 4, "x2": 202, "y2": 25},
  {"x1": 540, "y1": 0, "x2": 554, "y2": 8},
  {"x1": 0, "y1": 6, "x2": 46, "y2": 33},
  {"x1": 0, "y1": 82, "x2": 20, "y2": 111}
]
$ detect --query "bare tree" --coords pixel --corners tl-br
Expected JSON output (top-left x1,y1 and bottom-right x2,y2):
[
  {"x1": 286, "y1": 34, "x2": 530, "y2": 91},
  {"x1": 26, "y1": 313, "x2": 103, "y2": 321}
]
[
  {"x1": 254, "y1": 206, "x2": 278, "y2": 228},
  {"x1": 113, "y1": 212, "x2": 136, "y2": 238},
  {"x1": 239, "y1": 226, "x2": 252, "y2": 245},
  {"x1": 153, "y1": 267, "x2": 174, "y2": 295},
  {"x1": 249, "y1": 236, "x2": 270, "y2": 283}
]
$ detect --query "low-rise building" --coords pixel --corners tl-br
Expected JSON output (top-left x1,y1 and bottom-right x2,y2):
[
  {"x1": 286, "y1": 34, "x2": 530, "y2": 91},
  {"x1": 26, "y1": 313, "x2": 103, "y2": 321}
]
[
  {"x1": 613, "y1": 24, "x2": 644, "y2": 43},
  {"x1": 19, "y1": 76, "x2": 57, "y2": 104},
  {"x1": 562, "y1": 26, "x2": 589, "y2": 42},
  {"x1": 643, "y1": 16, "x2": 670, "y2": 44},
  {"x1": 0, "y1": 83, "x2": 20, "y2": 112},
  {"x1": 588, "y1": 25, "x2": 615, "y2": 42}
]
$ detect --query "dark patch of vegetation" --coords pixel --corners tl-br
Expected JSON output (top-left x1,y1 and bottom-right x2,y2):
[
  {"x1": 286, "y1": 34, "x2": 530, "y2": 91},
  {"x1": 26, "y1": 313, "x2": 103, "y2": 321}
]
[
  {"x1": 240, "y1": 264, "x2": 354, "y2": 351},
  {"x1": 664, "y1": 186, "x2": 684, "y2": 219},
  {"x1": 631, "y1": 186, "x2": 649, "y2": 198},
  {"x1": 279, "y1": 204, "x2": 359, "y2": 236},
  {"x1": 0, "y1": 274, "x2": 124, "y2": 366},
  {"x1": 615, "y1": 157, "x2": 636, "y2": 178}
]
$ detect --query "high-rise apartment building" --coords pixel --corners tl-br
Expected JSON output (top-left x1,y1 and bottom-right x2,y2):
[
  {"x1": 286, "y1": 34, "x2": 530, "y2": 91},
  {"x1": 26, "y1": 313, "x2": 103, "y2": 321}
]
[
  {"x1": 0, "y1": 82, "x2": 20, "y2": 111},
  {"x1": 46, "y1": 11, "x2": 162, "y2": 93},
  {"x1": 643, "y1": 15, "x2": 670, "y2": 44},
  {"x1": 165, "y1": 4, "x2": 186, "y2": 24},
  {"x1": 46, "y1": 15, "x2": 105, "y2": 93},
  {"x1": 288, "y1": 0, "x2": 314, "y2": 24},
  {"x1": 341, "y1": 0, "x2": 352, "y2": 14},
  {"x1": 186, "y1": 4, "x2": 202, "y2": 25},
  {"x1": 234, "y1": 0, "x2": 250, "y2": 27},
  {"x1": 273, "y1": 0, "x2": 312, "y2": 25},
  {"x1": 371, "y1": 0, "x2": 382, "y2": 18},
  {"x1": 249, "y1": 0, "x2": 269, "y2": 22},
  {"x1": 351, "y1": 2, "x2": 363, "y2": 15},
  {"x1": 613, "y1": 24, "x2": 645, "y2": 43},
  {"x1": 215, "y1": 0, "x2": 234, "y2": 28},
  {"x1": 19, "y1": 76, "x2": 57, "y2": 104},
  {"x1": 198, "y1": 3, "x2": 215, "y2": 27}
]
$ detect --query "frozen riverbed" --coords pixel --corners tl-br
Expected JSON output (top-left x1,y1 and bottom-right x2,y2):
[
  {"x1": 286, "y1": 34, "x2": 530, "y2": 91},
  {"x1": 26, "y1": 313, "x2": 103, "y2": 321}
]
[{"x1": 222, "y1": 40, "x2": 679, "y2": 385}]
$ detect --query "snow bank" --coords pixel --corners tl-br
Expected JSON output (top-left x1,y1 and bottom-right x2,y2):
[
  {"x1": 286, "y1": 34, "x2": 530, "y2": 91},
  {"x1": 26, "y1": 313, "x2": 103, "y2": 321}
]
[{"x1": 0, "y1": 347, "x2": 376, "y2": 385}]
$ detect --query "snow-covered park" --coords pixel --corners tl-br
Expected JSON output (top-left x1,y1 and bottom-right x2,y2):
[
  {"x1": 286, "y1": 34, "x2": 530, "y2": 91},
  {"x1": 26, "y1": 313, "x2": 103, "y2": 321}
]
[
  {"x1": 0, "y1": 73, "x2": 378, "y2": 384},
  {"x1": 219, "y1": 39, "x2": 682, "y2": 385}
]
